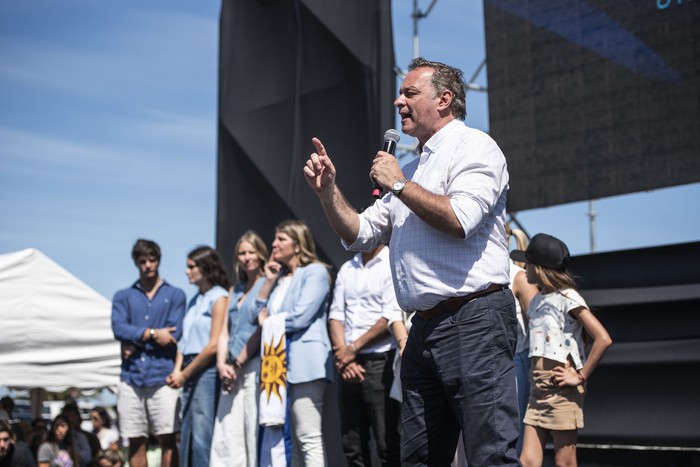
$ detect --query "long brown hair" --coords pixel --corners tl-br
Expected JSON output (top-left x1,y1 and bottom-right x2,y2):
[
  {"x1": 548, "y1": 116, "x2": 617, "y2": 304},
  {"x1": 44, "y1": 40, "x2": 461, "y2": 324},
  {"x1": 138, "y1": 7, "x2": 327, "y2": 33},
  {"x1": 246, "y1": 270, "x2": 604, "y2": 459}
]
[
  {"x1": 188, "y1": 246, "x2": 231, "y2": 290},
  {"x1": 47, "y1": 415, "x2": 79, "y2": 466}
]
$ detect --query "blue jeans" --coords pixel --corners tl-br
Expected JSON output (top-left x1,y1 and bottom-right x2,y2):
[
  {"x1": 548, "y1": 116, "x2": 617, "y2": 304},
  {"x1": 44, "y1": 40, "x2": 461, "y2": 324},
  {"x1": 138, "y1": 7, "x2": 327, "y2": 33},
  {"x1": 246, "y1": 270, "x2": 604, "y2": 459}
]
[
  {"x1": 514, "y1": 349, "x2": 531, "y2": 455},
  {"x1": 180, "y1": 357, "x2": 219, "y2": 467},
  {"x1": 401, "y1": 287, "x2": 520, "y2": 466}
]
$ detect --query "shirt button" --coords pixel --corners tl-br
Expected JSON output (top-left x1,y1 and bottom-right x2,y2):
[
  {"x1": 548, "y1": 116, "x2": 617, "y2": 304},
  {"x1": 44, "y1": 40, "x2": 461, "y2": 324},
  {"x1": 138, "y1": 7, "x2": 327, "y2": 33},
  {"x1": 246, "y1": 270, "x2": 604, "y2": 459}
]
[
  {"x1": 141, "y1": 357, "x2": 145, "y2": 361},
  {"x1": 147, "y1": 303, "x2": 152, "y2": 308},
  {"x1": 145, "y1": 315, "x2": 150, "y2": 320}
]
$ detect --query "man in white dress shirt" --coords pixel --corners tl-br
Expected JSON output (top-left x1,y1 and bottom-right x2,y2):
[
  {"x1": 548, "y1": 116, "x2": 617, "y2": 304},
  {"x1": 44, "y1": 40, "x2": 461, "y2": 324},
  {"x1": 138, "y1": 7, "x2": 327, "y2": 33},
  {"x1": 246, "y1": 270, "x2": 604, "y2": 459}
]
[
  {"x1": 329, "y1": 244, "x2": 402, "y2": 466},
  {"x1": 304, "y1": 58, "x2": 519, "y2": 466}
]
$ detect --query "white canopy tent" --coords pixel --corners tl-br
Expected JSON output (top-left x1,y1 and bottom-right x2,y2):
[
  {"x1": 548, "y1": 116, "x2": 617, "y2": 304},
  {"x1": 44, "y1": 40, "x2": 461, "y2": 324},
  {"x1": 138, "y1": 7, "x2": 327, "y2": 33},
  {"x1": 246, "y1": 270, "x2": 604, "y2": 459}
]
[{"x1": 0, "y1": 248, "x2": 120, "y2": 397}]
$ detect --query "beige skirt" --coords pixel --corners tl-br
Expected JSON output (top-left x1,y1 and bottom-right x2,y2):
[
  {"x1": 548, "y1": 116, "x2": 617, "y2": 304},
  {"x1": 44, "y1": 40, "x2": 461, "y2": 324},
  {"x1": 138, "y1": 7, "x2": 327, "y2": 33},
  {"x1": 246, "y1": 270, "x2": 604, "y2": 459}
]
[{"x1": 523, "y1": 369, "x2": 585, "y2": 430}]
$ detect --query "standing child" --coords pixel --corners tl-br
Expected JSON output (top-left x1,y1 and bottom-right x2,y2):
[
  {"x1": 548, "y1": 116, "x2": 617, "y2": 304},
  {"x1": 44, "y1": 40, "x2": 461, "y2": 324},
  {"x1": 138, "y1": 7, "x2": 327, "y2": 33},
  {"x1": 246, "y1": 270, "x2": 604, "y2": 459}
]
[{"x1": 510, "y1": 234, "x2": 612, "y2": 467}]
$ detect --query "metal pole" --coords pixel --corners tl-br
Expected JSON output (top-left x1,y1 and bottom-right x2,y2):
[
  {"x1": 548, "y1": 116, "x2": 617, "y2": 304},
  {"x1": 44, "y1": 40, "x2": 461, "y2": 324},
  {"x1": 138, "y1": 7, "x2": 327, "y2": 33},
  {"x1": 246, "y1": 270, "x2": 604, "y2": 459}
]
[
  {"x1": 588, "y1": 199, "x2": 597, "y2": 253},
  {"x1": 413, "y1": 0, "x2": 420, "y2": 58}
]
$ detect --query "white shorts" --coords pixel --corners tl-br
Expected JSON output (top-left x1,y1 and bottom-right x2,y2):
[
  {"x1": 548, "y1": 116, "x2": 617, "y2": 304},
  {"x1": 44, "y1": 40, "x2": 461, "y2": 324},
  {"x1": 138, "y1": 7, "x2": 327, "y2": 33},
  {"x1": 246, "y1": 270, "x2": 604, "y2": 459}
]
[{"x1": 117, "y1": 380, "x2": 181, "y2": 438}]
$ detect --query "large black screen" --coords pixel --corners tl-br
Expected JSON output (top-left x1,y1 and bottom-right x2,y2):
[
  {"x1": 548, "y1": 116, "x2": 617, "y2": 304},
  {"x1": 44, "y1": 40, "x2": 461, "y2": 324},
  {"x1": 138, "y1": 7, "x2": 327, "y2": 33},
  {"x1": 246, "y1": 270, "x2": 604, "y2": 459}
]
[{"x1": 484, "y1": 0, "x2": 700, "y2": 211}]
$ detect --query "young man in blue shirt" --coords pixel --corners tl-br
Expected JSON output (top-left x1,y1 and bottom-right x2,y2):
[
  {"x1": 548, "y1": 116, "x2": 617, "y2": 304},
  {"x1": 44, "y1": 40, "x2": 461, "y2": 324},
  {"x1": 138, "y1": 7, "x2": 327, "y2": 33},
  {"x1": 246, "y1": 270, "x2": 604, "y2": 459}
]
[{"x1": 111, "y1": 239, "x2": 186, "y2": 467}]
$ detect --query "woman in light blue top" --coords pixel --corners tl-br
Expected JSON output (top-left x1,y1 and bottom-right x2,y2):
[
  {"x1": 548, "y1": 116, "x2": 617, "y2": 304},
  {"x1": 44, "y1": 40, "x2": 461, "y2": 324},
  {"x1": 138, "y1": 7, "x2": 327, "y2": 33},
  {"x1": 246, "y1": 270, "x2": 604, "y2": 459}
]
[
  {"x1": 210, "y1": 231, "x2": 269, "y2": 467},
  {"x1": 166, "y1": 246, "x2": 229, "y2": 467},
  {"x1": 257, "y1": 220, "x2": 333, "y2": 466}
]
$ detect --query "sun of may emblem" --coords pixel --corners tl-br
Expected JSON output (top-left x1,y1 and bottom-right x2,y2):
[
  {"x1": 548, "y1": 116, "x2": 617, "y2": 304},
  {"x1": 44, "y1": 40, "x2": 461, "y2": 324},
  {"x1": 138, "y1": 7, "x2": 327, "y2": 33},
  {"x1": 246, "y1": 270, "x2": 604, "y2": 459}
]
[{"x1": 261, "y1": 334, "x2": 287, "y2": 401}]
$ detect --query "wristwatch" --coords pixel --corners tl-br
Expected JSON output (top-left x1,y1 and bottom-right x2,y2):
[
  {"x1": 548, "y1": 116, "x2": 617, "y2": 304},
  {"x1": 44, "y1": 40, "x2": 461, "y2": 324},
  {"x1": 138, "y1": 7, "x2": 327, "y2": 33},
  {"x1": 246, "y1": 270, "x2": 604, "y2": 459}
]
[
  {"x1": 391, "y1": 178, "x2": 409, "y2": 197},
  {"x1": 149, "y1": 328, "x2": 156, "y2": 340}
]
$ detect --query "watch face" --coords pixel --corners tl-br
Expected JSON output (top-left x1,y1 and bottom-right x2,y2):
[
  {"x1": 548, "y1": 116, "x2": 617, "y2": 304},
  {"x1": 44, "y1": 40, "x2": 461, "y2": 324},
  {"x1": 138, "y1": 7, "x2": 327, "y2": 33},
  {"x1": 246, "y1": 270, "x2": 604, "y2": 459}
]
[{"x1": 393, "y1": 181, "x2": 404, "y2": 191}]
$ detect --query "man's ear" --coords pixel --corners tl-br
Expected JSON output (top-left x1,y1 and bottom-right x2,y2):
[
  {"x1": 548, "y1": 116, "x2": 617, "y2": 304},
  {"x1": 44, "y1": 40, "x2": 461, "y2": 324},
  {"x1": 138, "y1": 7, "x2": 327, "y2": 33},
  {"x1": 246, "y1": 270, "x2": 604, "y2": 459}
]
[{"x1": 437, "y1": 90, "x2": 453, "y2": 113}]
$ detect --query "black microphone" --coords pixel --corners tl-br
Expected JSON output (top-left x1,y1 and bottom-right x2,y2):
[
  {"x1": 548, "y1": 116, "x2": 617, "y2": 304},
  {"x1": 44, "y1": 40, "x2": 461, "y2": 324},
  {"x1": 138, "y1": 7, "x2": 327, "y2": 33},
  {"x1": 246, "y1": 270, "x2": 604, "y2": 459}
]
[{"x1": 372, "y1": 129, "x2": 401, "y2": 199}]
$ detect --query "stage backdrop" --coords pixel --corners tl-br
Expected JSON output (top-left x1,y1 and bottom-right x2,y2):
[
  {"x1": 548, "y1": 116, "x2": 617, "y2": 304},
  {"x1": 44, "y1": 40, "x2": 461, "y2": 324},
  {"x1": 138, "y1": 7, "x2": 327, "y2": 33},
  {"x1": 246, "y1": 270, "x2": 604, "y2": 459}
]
[
  {"x1": 216, "y1": 0, "x2": 395, "y2": 270},
  {"x1": 484, "y1": 0, "x2": 700, "y2": 211},
  {"x1": 572, "y1": 241, "x2": 700, "y2": 451}
]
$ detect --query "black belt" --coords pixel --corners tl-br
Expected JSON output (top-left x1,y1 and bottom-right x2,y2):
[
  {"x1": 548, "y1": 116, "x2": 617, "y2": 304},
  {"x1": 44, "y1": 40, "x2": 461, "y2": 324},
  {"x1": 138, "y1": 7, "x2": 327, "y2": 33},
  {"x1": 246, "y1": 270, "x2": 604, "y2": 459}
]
[
  {"x1": 416, "y1": 284, "x2": 507, "y2": 320},
  {"x1": 356, "y1": 350, "x2": 393, "y2": 362}
]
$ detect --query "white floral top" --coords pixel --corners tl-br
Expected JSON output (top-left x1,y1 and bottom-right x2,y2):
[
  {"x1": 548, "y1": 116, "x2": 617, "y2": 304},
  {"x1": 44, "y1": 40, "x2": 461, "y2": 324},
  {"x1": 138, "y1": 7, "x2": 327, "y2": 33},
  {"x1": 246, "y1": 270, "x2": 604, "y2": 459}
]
[{"x1": 528, "y1": 288, "x2": 588, "y2": 369}]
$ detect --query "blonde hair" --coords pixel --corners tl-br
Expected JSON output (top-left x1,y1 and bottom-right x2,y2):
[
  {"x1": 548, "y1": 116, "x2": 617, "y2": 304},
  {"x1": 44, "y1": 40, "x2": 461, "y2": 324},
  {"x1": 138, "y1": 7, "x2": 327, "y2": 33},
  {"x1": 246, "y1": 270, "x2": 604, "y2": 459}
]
[
  {"x1": 233, "y1": 230, "x2": 269, "y2": 283},
  {"x1": 506, "y1": 222, "x2": 529, "y2": 268},
  {"x1": 532, "y1": 264, "x2": 577, "y2": 293},
  {"x1": 275, "y1": 220, "x2": 329, "y2": 269}
]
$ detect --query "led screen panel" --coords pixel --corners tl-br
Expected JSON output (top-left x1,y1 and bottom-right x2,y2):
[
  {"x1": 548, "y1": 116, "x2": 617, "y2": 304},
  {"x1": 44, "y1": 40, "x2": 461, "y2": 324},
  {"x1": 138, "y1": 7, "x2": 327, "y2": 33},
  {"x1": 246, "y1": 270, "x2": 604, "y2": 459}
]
[{"x1": 484, "y1": 0, "x2": 700, "y2": 211}]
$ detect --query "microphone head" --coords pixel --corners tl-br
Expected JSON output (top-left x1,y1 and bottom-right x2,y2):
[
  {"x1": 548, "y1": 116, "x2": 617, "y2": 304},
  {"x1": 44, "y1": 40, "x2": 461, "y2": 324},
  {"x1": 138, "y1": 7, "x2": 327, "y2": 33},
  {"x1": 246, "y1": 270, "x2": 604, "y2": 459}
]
[{"x1": 384, "y1": 129, "x2": 400, "y2": 143}]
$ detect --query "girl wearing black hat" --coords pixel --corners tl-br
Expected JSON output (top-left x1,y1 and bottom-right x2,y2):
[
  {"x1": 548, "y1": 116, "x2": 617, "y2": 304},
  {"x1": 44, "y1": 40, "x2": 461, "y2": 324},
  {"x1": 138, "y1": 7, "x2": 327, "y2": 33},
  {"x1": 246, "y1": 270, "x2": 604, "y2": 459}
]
[{"x1": 511, "y1": 234, "x2": 612, "y2": 467}]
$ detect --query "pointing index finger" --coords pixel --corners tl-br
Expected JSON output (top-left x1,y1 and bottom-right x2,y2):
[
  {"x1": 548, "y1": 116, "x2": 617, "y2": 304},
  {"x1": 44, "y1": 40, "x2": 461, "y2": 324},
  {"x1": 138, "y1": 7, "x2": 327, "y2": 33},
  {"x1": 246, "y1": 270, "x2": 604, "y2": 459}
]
[{"x1": 312, "y1": 137, "x2": 327, "y2": 157}]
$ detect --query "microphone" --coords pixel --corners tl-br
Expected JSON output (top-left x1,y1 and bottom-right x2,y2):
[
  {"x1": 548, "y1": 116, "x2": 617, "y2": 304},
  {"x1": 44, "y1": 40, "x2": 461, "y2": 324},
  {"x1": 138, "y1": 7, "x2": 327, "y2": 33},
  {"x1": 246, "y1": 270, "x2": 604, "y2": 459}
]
[{"x1": 372, "y1": 129, "x2": 401, "y2": 199}]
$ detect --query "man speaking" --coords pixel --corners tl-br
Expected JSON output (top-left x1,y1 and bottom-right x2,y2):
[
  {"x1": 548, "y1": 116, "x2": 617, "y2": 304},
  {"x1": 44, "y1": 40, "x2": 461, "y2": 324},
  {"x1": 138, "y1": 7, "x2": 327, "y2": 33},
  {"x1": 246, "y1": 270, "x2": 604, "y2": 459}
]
[{"x1": 304, "y1": 58, "x2": 519, "y2": 466}]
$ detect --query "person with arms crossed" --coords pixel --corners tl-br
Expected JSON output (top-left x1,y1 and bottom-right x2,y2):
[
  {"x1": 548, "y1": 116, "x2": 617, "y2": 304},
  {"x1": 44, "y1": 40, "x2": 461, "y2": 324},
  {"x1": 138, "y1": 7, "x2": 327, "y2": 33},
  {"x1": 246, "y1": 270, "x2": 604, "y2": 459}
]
[
  {"x1": 304, "y1": 57, "x2": 519, "y2": 466},
  {"x1": 328, "y1": 243, "x2": 402, "y2": 467},
  {"x1": 111, "y1": 239, "x2": 186, "y2": 467}
]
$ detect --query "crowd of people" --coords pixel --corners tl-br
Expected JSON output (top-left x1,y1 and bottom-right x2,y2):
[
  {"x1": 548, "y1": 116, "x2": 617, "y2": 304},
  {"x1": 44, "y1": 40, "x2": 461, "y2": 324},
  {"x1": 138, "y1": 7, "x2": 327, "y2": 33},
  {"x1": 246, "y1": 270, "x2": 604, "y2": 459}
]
[
  {"x1": 2, "y1": 57, "x2": 612, "y2": 467},
  {"x1": 0, "y1": 400, "x2": 124, "y2": 467}
]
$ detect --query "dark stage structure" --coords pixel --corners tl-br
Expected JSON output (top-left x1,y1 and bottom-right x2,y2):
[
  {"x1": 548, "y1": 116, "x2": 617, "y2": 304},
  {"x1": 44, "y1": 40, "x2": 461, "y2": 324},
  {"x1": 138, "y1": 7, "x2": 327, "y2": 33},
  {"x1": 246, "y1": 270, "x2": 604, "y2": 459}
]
[
  {"x1": 216, "y1": 2, "x2": 395, "y2": 464},
  {"x1": 570, "y1": 242, "x2": 700, "y2": 465},
  {"x1": 216, "y1": 0, "x2": 395, "y2": 270}
]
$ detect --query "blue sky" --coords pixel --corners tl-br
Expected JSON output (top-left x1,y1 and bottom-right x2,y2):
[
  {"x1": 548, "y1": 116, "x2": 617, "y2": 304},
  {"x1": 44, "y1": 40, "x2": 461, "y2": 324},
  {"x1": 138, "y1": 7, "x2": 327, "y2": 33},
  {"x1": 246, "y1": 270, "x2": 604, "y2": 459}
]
[{"x1": 1, "y1": 0, "x2": 698, "y2": 300}]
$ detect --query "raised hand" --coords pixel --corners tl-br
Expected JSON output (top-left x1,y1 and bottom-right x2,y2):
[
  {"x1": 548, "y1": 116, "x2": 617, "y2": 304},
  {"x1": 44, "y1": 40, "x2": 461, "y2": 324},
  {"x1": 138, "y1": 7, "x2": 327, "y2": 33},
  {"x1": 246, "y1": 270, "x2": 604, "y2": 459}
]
[
  {"x1": 264, "y1": 260, "x2": 283, "y2": 282},
  {"x1": 304, "y1": 138, "x2": 337, "y2": 194}
]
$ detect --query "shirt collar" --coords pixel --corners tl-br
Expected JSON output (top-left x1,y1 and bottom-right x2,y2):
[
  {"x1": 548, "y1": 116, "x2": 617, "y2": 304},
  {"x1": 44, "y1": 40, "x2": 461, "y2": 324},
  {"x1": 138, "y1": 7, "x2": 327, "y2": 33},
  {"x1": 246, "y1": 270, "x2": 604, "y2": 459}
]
[
  {"x1": 132, "y1": 278, "x2": 168, "y2": 292},
  {"x1": 351, "y1": 247, "x2": 388, "y2": 268},
  {"x1": 421, "y1": 119, "x2": 463, "y2": 156}
]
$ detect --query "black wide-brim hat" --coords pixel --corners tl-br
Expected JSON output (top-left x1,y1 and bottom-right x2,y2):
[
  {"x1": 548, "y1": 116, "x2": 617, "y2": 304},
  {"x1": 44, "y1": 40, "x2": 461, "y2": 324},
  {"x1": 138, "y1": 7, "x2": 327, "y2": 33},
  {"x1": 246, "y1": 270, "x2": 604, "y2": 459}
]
[{"x1": 510, "y1": 233, "x2": 570, "y2": 271}]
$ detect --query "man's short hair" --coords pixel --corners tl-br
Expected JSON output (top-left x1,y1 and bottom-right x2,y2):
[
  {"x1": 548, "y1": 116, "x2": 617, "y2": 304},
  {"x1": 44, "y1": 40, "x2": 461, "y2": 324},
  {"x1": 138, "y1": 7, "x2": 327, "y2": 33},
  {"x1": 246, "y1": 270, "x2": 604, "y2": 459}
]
[
  {"x1": 408, "y1": 57, "x2": 467, "y2": 121},
  {"x1": 0, "y1": 419, "x2": 11, "y2": 436},
  {"x1": 131, "y1": 239, "x2": 161, "y2": 262}
]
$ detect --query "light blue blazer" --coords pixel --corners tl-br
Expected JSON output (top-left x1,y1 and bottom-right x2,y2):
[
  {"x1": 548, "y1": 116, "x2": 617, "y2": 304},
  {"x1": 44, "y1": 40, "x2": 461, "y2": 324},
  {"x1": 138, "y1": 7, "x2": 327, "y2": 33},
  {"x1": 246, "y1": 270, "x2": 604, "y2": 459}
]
[{"x1": 266, "y1": 262, "x2": 333, "y2": 384}]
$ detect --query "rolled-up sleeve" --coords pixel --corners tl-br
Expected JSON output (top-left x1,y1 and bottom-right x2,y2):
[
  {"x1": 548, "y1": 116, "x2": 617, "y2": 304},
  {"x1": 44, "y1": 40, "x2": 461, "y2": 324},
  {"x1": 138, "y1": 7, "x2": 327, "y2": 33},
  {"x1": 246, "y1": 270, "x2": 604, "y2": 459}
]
[
  {"x1": 344, "y1": 197, "x2": 393, "y2": 252},
  {"x1": 328, "y1": 264, "x2": 346, "y2": 323},
  {"x1": 448, "y1": 136, "x2": 508, "y2": 239}
]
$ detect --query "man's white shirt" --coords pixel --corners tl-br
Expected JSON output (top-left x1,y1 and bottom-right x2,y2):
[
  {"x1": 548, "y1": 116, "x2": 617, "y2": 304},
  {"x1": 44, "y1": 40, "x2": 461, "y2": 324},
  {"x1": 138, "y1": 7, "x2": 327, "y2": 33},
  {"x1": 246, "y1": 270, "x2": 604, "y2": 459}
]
[{"x1": 329, "y1": 247, "x2": 402, "y2": 354}]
